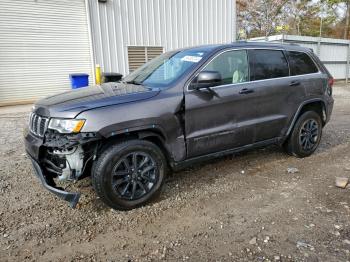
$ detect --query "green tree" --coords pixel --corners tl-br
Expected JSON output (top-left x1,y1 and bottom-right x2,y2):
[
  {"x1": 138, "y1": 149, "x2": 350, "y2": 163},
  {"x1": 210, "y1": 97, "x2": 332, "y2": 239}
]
[
  {"x1": 237, "y1": 0, "x2": 289, "y2": 38},
  {"x1": 237, "y1": 0, "x2": 343, "y2": 39},
  {"x1": 323, "y1": 0, "x2": 350, "y2": 38}
]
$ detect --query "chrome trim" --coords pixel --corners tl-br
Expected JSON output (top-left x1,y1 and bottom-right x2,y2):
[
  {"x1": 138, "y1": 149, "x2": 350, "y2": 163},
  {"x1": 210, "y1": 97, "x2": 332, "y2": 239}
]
[
  {"x1": 29, "y1": 113, "x2": 49, "y2": 137},
  {"x1": 188, "y1": 72, "x2": 323, "y2": 91},
  {"x1": 36, "y1": 115, "x2": 41, "y2": 136},
  {"x1": 30, "y1": 113, "x2": 34, "y2": 131},
  {"x1": 186, "y1": 48, "x2": 322, "y2": 92}
]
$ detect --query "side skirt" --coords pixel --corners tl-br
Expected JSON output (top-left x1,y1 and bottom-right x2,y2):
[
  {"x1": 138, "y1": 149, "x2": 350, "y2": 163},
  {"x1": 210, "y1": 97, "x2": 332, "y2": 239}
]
[{"x1": 171, "y1": 137, "x2": 281, "y2": 171}]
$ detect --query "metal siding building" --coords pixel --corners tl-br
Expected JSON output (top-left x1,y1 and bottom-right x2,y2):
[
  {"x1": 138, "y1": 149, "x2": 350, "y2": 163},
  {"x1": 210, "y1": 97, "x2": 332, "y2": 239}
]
[
  {"x1": 0, "y1": 0, "x2": 94, "y2": 106},
  {"x1": 88, "y1": 0, "x2": 236, "y2": 76},
  {"x1": 250, "y1": 34, "x2": 350, "y2": 80},
  {"x1": 0, "y1": 0, "x2": 236, "y2": 106}
]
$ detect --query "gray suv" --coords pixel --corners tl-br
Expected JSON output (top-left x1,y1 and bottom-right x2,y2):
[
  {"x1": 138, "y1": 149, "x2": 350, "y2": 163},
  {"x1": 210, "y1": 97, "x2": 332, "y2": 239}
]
[{"x1": 24, "y1": 42, "x2": 334, "y2": 210}]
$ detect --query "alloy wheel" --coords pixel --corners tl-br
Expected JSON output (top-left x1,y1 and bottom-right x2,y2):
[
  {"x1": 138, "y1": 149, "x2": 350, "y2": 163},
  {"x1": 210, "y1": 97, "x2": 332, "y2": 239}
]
[
  {"x1": 111, "y1": 152, "x2": 158, "y2": 200},
  {"x1": 298, "y1": 119, "x2": 319, "y2": 151}
]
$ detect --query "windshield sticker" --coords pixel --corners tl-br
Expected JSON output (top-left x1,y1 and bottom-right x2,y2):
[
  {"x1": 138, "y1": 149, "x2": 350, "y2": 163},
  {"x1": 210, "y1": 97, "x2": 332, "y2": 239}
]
[{"x1": 181, "y1": 55, "x2": 202, "y2": 63}]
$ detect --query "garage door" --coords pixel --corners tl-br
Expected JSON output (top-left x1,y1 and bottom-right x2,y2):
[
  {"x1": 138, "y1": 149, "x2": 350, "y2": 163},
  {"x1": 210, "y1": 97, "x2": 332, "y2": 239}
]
[{"x1": 0, "y1": 0, "x2": 93, "y2": 106}]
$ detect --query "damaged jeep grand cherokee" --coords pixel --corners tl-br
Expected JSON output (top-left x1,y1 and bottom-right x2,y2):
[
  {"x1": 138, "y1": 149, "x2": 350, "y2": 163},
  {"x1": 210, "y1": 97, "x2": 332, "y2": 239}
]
[{"x1": 24, "y1": 43, "x2": 334, "y2": 210}]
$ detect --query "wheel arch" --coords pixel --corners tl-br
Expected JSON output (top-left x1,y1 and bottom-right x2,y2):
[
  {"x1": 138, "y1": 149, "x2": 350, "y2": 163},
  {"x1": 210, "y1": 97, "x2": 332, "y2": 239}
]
[
  {"x1": 286, "y1": 99, "x2": 327, "y2": 138},
  {"x1": 96, "y1": 127, "x2": 172, "y2": 166}
]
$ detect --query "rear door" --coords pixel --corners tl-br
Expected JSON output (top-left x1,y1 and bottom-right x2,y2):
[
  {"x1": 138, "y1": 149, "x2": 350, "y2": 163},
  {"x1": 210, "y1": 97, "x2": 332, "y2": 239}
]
[
  {"x1": 247, "y1": 49, "x2": 301, "y2": 142},
  {"x1": 184, "y1": 49, "x2": 257, "y2": 157},
  {"x1": 286, "y1": 51, "x2": 325, "y2": 97}
]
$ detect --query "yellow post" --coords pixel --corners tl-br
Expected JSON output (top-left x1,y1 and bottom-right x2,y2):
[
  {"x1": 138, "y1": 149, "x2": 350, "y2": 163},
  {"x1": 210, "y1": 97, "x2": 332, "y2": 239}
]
[{"x1": 95, "y1": 64, "x2": 101, "y2": 85}]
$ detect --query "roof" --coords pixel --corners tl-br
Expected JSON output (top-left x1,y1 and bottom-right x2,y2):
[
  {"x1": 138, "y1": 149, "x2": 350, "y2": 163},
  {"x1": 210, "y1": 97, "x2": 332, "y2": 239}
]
[
  {"x1": 180, "y1": 41, "x2": 311, "y2": 54},
  {"x1": 250, "y1": 34, "x2": 350, "y2": 45}
]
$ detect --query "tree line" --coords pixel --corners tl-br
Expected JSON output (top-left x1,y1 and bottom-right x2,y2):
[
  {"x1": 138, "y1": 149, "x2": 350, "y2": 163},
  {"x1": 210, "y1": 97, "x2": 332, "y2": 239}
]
[{"x1": 237, "y1": 0, "x2": 350, "y2": 39}]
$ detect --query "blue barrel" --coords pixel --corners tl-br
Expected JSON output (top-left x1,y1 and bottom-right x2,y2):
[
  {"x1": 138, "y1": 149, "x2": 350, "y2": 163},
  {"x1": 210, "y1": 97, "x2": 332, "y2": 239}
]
[{"x1": 69, "y1": 74, "x2": 89, "y2": 89}]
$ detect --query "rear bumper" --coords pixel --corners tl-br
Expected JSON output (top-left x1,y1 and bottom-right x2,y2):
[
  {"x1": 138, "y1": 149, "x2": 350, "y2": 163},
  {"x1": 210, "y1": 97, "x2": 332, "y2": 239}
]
[
  {"x1": 28, "y1": 154, "x2": 80, "y2": 208},
  {"x1": 325, "y1": 97, "x2": 334, "y2": 124}
]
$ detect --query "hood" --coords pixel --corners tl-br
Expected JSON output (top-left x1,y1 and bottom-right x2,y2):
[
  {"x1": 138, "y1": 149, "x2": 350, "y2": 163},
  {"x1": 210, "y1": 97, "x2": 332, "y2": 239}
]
[{"x1": 33, "y1": 82, "x2": 160, "y2": 118}]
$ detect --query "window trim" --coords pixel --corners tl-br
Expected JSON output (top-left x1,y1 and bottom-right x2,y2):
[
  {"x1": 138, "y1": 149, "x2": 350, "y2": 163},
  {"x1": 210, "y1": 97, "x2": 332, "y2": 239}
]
[
  {"x1": 248, "y1": 49, "x2": 290, "y2": 81},
  {"x1": 286, "y1": 50, "x2": 320, "y2": 76},
  {"x1": 186, "y1": 48, "x2": 321, "y2": 92}
]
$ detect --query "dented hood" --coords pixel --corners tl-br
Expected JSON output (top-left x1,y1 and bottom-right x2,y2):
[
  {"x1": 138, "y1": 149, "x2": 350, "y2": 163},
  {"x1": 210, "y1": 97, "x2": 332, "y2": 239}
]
[{"x1": 33, "y1": 82, "x2": 160, "y2": 118}]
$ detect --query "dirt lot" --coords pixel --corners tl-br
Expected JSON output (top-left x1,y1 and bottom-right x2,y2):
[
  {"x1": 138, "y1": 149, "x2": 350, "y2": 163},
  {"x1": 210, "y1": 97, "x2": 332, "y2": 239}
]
[{"x1": 1, "y1": 84, "x2": 350, "y2": 262}]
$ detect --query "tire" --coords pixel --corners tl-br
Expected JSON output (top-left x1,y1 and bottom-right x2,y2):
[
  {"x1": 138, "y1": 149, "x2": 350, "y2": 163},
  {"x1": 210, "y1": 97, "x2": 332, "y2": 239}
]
[
  {"x1": 92, "y1": 140, "x2": 167, "y2": 210},
  {"x1": 284, "y1": 111, "x2": 322, "y2": 158}
]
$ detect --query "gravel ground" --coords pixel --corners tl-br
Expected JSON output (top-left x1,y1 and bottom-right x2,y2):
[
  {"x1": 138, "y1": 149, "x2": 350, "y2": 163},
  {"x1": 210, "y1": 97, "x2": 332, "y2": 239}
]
[{"x1": 1, "y1": 84, "x2": 350, "y2": 262}]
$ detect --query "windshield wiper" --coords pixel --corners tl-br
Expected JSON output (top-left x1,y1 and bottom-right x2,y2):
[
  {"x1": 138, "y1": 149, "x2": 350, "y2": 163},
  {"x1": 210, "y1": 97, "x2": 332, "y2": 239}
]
[{"x1": 124, "y1": 80, "x2": 142, "y2": 85}]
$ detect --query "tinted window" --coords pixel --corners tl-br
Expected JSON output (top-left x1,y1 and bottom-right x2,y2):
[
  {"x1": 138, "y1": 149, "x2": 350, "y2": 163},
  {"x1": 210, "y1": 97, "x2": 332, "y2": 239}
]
[
  {"x1": 287, "y1": 51, "x2": 318, "y2": 75},
  {"x1": 203, "y1": 50, "x2": 249, "y2": 85},
  {"x1": 249, "y1": 50, "x2": 289, "y2": 81}
]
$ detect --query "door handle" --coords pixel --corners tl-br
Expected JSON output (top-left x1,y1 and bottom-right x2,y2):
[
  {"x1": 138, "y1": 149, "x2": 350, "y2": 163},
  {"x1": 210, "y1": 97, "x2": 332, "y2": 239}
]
[
  {"x1": 239, "y1": 88, "x2": 254, "y2": 94},
  {"x1": 289, "y1": 80, "x2": 301, "y2": 86}
]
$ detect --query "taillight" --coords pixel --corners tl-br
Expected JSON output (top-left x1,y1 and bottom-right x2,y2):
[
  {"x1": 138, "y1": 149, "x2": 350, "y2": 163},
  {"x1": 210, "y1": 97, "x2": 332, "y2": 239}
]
[
  {"x1": 327, "y1": 77, "x2": 334, "y2": 96},
  {"x1": 328, "y1": 77, "x2": 334, "y2": 88}
]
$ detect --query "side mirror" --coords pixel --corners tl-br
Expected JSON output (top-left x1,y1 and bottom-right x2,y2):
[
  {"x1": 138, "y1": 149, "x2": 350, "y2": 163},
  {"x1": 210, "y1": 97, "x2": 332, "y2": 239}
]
[{"x1": 190, "y1": 71, "x2": 222, "y2": 90}]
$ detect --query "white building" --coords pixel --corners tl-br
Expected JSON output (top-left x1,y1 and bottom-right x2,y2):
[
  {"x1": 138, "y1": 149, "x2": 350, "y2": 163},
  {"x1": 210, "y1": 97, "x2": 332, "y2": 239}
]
[{"x1": 0, "y1": 0, "x2": 236, "y2": 106}]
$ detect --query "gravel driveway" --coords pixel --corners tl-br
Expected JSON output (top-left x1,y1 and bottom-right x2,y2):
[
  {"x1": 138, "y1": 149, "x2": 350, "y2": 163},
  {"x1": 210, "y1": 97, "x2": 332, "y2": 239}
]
[{"x1": 1, "y1": 84, "x2": 350, "y2": 262}]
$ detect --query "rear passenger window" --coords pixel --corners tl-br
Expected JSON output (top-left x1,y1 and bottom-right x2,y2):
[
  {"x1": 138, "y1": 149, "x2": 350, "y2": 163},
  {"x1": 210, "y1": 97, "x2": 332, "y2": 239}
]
[
  {"x1": 249, "y1": 50, "x2": 289, "y2": 81},
  {"x1": 287, "y1": 51, "x2": 318, "y2": 75}
]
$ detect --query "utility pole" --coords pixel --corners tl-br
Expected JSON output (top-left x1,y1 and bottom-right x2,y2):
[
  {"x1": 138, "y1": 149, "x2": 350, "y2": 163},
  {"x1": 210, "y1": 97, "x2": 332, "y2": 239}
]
[
  {"x1": 344, "y1": 1, "x2": 350, "y2": 39},
  {"x1": 317, "y1": 6, "x2": 325, "y2": 57}
]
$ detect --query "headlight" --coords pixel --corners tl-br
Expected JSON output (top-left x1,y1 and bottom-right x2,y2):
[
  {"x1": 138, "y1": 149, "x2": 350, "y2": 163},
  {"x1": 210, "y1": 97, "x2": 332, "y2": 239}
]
[{"x1": 48, "y1": 118, "x2": 85, "y2": 134}]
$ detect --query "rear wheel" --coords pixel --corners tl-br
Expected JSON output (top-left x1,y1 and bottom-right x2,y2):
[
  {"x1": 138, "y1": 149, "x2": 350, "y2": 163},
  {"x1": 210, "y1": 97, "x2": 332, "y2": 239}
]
[
  {"x1": 92, "y1": 140, "x2": 167, "y2": 210},
  {"x1": 284, "y1": 111, "x2": 322, "y2": 158}
]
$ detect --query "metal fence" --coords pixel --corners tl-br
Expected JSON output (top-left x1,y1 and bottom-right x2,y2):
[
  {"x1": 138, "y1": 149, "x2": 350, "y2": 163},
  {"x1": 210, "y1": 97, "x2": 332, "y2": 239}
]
[{"x1": 250, "y1": 34, "x2": 350, "y2": 82}]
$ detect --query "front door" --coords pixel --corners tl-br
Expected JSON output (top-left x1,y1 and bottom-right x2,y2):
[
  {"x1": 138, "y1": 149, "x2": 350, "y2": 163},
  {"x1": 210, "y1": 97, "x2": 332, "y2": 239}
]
[{"x1": 184, "y1": 49, "x2": 257, "y2": 158}]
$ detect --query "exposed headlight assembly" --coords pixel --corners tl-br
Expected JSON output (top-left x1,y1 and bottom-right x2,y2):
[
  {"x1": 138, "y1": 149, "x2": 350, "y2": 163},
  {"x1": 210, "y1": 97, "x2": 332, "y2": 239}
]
[{"x1": 48, "y1": 118, "x2": 85, "y2": 134}]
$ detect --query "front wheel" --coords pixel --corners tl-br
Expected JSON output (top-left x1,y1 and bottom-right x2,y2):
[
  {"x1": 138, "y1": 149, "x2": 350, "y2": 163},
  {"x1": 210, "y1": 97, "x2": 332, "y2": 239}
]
[
  {"x1": 284, "y1": 111, "x2": 322, "y2": 158},
  {"x1": 92, "y1": 140, "x2": 167, "y2": 210}
]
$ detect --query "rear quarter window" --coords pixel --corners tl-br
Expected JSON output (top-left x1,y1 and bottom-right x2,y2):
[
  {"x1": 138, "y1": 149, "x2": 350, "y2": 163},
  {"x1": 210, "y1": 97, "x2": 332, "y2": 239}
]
[
  {"x1": 248, "y1": 49, "x2": 289, "y2": 81},
  {"x1": 287, "y1": 51, "x2": 319, "y2": 75}
]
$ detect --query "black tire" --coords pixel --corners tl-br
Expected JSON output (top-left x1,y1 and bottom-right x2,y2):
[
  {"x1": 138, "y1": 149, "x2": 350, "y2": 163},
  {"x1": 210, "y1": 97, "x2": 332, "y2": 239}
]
[
  {"x1": 284, "y1": 111, "x2": 322, "y2": 158},
  {"x1": 92, "y1": 140, "x2": 167, "y2": 210}
]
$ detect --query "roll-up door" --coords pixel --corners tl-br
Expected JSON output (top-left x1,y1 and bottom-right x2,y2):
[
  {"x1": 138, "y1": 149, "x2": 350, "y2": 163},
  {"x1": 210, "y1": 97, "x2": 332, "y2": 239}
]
[{"x1": 0, "y1": 0, "x2": 93, "y2": 106}]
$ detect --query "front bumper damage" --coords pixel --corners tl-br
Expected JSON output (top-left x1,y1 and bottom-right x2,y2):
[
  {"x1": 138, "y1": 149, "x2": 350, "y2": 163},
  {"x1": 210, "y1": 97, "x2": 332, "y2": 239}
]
[
  {"x1": 24, "y1": 127, "x2": 99, "y2": 208},
  {"x1": 28, "y1": 154, "x2": 81, "y2": 208}
]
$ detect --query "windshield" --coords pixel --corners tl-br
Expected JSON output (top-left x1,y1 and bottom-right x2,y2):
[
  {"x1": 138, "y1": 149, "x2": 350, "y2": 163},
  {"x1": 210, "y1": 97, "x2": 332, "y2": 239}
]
[{"x1": 123, "y1": 49, "x2": 209, "y2": 88}]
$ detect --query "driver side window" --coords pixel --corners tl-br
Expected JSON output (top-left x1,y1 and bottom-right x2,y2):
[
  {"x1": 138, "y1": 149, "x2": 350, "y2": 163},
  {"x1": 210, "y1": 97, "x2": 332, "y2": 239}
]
[{"x1": 203, "y1": 50, "x2": 249, "y2": 85}]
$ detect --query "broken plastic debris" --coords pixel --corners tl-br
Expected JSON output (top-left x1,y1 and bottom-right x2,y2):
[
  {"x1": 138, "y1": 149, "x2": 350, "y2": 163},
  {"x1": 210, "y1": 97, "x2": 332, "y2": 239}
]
[
  {"x1": 249, "y1": 237, "x2": 257, "y2": 245},
  {"x1": 335, "y1": 177, "x2": 349, "y2": 189},
  {"x1": 287, "y1": 167, "x2": 299, "y2": 174}
]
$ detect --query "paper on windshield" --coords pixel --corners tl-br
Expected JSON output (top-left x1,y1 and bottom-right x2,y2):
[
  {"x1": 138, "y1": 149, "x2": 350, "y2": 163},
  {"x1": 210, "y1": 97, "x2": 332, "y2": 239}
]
[{"x1": 181, "y1": 55, "x2": 202, "y2": 63}]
